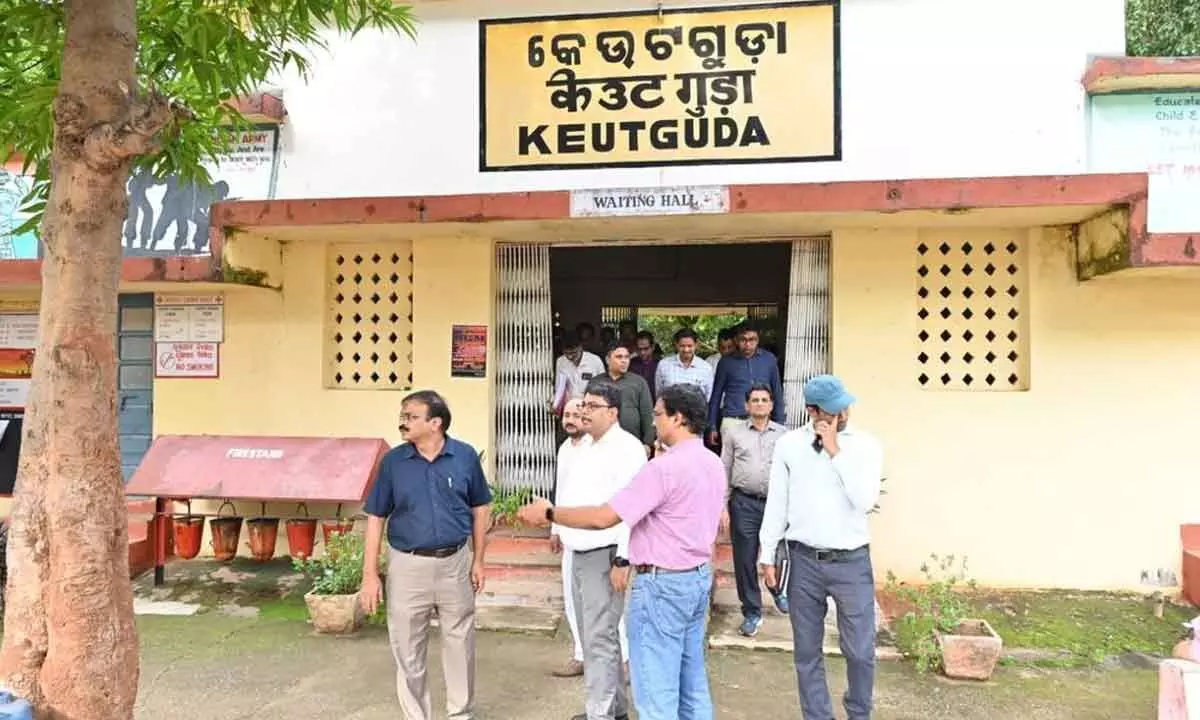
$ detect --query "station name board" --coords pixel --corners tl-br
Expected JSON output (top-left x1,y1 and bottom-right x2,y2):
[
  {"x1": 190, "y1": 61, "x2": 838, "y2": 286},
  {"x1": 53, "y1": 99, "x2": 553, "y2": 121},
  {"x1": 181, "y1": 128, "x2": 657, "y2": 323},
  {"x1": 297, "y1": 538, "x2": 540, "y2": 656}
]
[{"x1": 479, "y1": 1, "x2": 840, "y2": 171}]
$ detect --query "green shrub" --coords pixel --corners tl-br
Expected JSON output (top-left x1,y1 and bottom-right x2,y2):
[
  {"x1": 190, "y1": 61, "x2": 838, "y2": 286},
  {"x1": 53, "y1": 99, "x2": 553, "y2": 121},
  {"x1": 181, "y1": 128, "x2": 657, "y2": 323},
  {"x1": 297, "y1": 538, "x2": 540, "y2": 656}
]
[
  {"x1": 293, "y1": 530, "x2": 380, "y2": 596},
  {"x1": 884, "y1": 554, "x2": 977, "y2": 673}
]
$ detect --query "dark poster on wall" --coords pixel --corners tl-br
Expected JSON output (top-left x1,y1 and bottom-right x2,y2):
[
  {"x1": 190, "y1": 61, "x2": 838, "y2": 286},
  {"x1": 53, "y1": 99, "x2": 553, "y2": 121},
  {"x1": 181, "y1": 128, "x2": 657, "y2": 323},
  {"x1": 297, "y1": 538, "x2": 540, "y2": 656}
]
[
  {"x1": 0, "y1": 412, "x2": 23, "y2": 496},
  {"x1": 450, "y1": 325, "x2": 488, "y2": 378}
]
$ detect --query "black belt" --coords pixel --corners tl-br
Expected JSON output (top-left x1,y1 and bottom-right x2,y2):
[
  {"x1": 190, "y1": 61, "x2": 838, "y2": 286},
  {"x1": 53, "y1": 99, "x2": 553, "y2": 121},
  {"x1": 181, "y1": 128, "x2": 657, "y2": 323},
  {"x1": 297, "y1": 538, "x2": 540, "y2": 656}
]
[
  {"x1": 404, "y1": 541, "x2": 466, "y2": 558},
  {"x1": 574, "y1": 544, "x2": 616, "y2": 555},
  {"x1": 788, "y1": 541, "x2": 868, "y2": 563},
  {"x1": 733, "y1": 487, "x2": 767, "y2": 501},
  {"x1": 634, "y1": 563, "x2": 707, "y2": 575}
]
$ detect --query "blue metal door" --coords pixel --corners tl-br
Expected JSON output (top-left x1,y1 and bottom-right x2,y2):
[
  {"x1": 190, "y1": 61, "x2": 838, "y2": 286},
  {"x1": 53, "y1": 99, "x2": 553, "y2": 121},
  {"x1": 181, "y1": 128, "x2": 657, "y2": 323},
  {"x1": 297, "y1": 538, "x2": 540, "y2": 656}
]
[{"x1": 117, "y1": 294, "x2": 154, "y2": 481}]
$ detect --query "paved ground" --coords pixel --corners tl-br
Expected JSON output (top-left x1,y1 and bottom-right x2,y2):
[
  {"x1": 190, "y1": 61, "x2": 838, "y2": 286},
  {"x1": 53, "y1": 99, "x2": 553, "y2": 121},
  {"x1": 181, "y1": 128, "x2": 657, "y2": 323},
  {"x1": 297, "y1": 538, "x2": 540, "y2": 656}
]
[{"x1": 132, "y1": 614, "x2": 1159, "y2": 719}]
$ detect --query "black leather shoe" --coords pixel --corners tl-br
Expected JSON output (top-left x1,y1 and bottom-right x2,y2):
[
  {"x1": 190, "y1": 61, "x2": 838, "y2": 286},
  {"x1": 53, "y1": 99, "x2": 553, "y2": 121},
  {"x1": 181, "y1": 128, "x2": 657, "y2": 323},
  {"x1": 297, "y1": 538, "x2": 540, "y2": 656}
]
[{"x1": 570, "y1": 715, "x2": 629, "y2": 720}]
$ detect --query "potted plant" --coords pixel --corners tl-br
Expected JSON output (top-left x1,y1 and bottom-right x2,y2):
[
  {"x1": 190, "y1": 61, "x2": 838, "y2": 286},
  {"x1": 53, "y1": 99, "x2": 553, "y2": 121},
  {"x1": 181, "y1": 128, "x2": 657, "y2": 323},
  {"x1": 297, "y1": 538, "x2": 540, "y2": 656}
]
[
  {"x1": 883, "y1": 553, "x2": 1002, "y2": 680},
  {"x1": 293, "y1": 529, "x2": 382, "y2": 635},
  {"x1": 488, "y1": 484, "x2": 533, "y2": 531}
]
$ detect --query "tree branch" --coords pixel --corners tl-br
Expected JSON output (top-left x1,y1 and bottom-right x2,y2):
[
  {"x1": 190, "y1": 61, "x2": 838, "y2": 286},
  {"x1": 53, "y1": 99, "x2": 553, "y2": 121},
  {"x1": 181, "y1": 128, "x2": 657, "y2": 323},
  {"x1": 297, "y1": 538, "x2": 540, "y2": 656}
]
[{"x1": 83, "y1": 83, "x2": 192, "y2": 170}]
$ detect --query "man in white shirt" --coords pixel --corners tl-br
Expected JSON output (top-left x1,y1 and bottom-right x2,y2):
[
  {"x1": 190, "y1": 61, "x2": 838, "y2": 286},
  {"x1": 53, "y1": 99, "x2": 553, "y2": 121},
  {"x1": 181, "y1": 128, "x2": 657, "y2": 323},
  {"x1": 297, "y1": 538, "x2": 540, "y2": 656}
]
[
  {"x1": 554, "y1": 331, "x2": 606, "y2": 415},
  {"x1": 758, "y1": 375, "x2": 883, "y2": 720},
  {"x1": 549, "y1": 398, "x2": 629, "y2": 679},
  {"x1": 557, "y1": 379, "x2": 646, "y2": 720}
]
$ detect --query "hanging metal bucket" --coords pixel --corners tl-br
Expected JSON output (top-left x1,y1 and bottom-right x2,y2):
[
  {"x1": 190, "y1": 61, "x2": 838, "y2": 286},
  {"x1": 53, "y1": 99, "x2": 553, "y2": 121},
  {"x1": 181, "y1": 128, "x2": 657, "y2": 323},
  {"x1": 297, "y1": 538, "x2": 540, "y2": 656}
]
[
  {"x1": 286, "y1": 503, "x2": 318, "y2": 561},
  {"x1": 209, "y1": 500, "x2": 243, "y2": 562}
]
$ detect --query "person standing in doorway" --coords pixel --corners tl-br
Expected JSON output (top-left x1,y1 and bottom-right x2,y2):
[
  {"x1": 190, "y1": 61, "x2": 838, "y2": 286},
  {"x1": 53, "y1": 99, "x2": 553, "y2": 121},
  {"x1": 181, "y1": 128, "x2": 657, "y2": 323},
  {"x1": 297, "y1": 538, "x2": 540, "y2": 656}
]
[
  {"x1": 603, "y1": 345, "x2": 655, "y2": 456},
  {"x1": 554, "y1": 331, "x2": 606, "y2": 416},
  {"x1": 720, "y1": 383, "x2": 789, "y2": 637},
  {"x1": 361, "y1": 390, "x2": 493, "y2": 720},
  {"x1": 549, "y1": 398, "x2": 631, "y2": 681},
  {"x1": 656, "y1": 328, "x2": 715, "y2": 401},
  {"x1": 557, "y1": 379, "x2": 645, "y2": 720},
  {"x1": 708, "y1": 325, "x2": 785, "y2": 445},
  {"x1": 759, "y1": 375, "x2": 883, "y2": 720},
  {"x1": 628, "y1": 331, "x2": 660, "y2": 398},
  {"x1": 517, "y1": 384, "x2": 726, "y2": 720},
  {"x1": 705, "y1": 327, "x2": 736, "y2": 369}
]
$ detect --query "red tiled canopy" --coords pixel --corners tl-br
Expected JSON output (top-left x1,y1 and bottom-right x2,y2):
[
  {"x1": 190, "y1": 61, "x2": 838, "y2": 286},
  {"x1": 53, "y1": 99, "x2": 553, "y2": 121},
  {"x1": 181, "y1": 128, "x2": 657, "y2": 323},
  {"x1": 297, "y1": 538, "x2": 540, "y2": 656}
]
[{"x1": 125, "y1": 435, "x2": 390, "y2": 503}]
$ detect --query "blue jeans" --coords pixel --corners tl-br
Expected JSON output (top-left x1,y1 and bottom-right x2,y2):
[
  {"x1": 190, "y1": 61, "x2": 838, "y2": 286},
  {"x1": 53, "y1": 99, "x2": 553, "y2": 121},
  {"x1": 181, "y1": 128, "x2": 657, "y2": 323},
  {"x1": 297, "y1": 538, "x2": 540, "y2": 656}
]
[{"x1": 626, "y1": 564, "x2": 714, "y2": 720}]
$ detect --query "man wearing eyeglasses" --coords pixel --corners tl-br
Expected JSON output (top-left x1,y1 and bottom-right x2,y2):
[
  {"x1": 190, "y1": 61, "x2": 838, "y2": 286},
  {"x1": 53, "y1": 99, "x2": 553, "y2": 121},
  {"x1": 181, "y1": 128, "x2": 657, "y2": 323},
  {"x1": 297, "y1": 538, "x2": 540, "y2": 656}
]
[
  {"x1": 553, "y1": 379, "x2": 645, "y2": 720},
  {"x1": 758, "y1": 375, "x2": 883, "y2": 720},
  {"x1": 360, "y1": 390, "x2": 492, "y2": 720},
  {"x1": 516, "y1": 384, "x2": 726, "y2": 720}
]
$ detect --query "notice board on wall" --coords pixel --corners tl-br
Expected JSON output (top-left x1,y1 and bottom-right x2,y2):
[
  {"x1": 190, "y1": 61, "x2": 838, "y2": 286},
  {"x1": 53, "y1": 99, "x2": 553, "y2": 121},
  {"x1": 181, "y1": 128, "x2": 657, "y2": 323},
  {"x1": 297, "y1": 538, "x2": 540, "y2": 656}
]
[
  {"x1": 0, "y1": 308, "x2": 37, "y2": 495},
  {"x1": 1089, "y1": 92, "x2": 1200, "y2": 233},
  {"x1": 450, "y1": 324, "x2": 488, "y2": 378}
]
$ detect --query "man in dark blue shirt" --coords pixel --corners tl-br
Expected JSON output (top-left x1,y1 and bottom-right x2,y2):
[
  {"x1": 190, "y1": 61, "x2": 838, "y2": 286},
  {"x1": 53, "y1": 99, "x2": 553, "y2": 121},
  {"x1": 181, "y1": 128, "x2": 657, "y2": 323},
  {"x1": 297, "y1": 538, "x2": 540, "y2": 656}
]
[
  {"x1": 361, "y1": 390, "x2": 492, "y2": 720},
  {"x1": 708, "y1": 325, "x2": 786, "y2": 445}
]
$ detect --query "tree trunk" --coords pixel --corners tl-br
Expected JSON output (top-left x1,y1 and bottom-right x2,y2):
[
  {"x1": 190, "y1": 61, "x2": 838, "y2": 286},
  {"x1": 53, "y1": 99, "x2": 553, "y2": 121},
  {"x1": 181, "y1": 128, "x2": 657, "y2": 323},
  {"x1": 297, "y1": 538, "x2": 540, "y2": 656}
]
[{"x1": 0, "y1": 1, "x2": 147, "y2": 717}]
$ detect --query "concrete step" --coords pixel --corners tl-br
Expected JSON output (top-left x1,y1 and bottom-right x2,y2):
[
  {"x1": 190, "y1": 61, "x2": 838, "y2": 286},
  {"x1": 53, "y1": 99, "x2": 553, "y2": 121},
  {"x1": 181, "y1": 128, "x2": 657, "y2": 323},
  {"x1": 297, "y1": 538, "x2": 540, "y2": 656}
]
[
  {"x1": 711, "y1": 582, "x2": 782, "y2": 609},
  {"x1": 477, "y1": 576, "x2": 563, "y2": 609},
  {"x1": 708, "y1": 610, "x2": 901, "y2": 660},
  {"x1": 476, "y1": 605, "x2": 561, "y2": 636},
  {"x1": 429, "y1": 605, "x2": 563, "y2": 637}
]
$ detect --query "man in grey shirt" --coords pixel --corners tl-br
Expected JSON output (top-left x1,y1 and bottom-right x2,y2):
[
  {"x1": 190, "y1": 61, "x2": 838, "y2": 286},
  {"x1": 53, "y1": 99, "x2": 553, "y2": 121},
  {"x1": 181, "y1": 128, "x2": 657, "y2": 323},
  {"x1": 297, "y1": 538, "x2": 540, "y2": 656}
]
[{"x1": 720, "y1": 382, "x2": 789, "y2": 637}]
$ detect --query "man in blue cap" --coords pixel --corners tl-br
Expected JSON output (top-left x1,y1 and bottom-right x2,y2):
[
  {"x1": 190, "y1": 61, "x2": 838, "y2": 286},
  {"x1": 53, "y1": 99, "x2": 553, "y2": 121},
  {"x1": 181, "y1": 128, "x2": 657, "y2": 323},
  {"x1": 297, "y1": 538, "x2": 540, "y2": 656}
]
[{"x1": 758, "y1": 374, "x2": 883, "y2": 720}]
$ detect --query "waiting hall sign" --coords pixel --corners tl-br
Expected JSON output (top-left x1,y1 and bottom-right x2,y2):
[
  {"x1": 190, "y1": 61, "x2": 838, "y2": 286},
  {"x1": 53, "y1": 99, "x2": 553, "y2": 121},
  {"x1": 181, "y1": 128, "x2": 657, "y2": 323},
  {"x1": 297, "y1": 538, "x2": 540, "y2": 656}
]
[{"x1": 479, "y1": 1, "x2": 841, "y2": 171}]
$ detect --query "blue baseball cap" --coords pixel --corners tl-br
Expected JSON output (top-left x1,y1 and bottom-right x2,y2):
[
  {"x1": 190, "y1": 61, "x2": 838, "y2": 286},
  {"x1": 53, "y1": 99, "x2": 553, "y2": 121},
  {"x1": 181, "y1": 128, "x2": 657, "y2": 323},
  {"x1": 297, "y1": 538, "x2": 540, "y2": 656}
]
[{"x1": 803, "y1": 375, "x2": 856, "y2": 414}]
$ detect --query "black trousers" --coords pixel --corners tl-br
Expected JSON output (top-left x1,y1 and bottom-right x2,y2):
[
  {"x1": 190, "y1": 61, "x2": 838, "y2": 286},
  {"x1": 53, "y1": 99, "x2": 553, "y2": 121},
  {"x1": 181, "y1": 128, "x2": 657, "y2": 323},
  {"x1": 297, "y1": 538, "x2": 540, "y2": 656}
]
[{"x1": 729, "y1": 489, "x2": 783, "y2": 619}]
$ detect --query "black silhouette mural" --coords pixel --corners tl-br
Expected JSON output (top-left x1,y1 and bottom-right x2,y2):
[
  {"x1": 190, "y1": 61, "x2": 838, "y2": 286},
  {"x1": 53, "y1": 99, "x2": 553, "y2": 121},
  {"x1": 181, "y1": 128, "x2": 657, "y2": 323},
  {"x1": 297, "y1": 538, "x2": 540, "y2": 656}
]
[
  {"x1": 123, "y1": 170, "x2": 232, "y2": 255},
  {"x1": 121, "y1": 126, "x2": 278, "y2": 256}
]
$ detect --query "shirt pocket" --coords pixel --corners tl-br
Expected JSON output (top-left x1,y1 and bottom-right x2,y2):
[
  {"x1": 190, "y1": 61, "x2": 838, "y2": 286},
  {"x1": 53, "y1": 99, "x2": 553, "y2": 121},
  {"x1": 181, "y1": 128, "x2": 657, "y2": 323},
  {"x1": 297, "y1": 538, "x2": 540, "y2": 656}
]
[{"x1": 438, "y1": 472, "x2": 471, "y2": 504}]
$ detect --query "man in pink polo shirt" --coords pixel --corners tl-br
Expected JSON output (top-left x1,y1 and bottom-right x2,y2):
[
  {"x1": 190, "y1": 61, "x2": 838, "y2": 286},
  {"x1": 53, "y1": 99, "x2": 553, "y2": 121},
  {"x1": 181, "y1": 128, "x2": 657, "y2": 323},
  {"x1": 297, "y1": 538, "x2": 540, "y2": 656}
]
[{"x1": 519, "y1": 383, "x2": 726, "y2": 720}]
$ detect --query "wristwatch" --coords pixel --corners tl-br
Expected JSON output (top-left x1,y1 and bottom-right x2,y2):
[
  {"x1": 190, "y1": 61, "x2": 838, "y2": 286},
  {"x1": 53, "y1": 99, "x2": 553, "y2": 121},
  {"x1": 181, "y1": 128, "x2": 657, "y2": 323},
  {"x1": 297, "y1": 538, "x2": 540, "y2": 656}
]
[
  {"x1": 612, "y1": 556, "x2": 630, "y2": 568},
  {"x1": 545, "y1": 506, "x2": 555, "y2": 523}
]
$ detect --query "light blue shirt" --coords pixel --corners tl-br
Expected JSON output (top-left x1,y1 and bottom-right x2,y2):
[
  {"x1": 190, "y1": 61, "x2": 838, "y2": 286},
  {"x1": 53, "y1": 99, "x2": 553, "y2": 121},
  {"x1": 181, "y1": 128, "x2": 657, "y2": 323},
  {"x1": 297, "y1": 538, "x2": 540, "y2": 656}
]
[
  {"x1": 655, "y1": 353, "x2": 714, "y2": 400},
  {"x1": 758, "y1": 422, "x2": 883, "y2": 561}
]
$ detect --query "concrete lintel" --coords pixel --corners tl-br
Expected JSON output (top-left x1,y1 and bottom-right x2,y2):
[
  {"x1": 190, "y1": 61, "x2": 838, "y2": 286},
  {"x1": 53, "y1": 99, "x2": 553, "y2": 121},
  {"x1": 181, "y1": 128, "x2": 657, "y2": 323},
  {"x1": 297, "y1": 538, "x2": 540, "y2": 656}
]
[{"x1": 1084, "y1": 56, "x2": 1200, "y2": 94}]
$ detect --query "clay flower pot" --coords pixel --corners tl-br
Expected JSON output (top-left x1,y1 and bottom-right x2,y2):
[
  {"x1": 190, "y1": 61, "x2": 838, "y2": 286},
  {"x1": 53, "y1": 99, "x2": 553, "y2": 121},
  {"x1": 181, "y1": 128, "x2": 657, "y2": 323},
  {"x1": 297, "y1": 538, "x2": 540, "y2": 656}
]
[
  {"x1": 209, "y1": 501, "x2": 243, "y2": 562},
  {"x1": 936, "y1": 618, "x2": 1003, "y2": 680},
  {"x1": 173, "y1": 515, "x2": 205, "y2": 560},
  {"x1": 304, "y1": 590, "x2": 365, "y2": 635},
  {"x1": 247, "y1": 517, "x2": 280, "y2": 562}
]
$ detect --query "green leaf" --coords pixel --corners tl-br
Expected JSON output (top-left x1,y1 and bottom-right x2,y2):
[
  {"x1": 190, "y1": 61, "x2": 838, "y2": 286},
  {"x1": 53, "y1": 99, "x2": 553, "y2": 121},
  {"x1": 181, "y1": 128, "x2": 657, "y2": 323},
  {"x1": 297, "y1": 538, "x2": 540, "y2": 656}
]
[{"x1": 0, "y1": 0, "x2": 418, "y2": 235}]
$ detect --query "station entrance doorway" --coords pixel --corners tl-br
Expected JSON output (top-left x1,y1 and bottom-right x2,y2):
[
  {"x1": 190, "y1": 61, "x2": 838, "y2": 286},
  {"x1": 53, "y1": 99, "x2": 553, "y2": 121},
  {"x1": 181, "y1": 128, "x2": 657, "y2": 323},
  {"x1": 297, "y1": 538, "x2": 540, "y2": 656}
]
[{"x1": 493, "y1": 238, "x2": 831, "y2": 498}]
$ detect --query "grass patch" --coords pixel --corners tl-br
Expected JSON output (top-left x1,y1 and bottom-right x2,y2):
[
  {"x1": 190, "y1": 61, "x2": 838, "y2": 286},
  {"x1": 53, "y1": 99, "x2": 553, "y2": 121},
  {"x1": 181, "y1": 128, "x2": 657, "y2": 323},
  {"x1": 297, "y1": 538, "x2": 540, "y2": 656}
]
[
  {"x1": 971, "y1": 590, "x2": 1192, "y2": 667},
  {"x1": 257, "y1": 594, "x2": 308, "y2": 621}
]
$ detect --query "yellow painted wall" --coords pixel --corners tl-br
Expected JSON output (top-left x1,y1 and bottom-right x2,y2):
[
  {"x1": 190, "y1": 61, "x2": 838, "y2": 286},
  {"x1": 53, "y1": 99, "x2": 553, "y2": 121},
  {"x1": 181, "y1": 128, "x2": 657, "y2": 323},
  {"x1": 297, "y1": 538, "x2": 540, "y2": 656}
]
[
  {"x1": 153, "y1": 233, "x2": 495, "y2": 557},
  {"x1": 833, "y1": 226, "x2": 1200, "y2": 590}
]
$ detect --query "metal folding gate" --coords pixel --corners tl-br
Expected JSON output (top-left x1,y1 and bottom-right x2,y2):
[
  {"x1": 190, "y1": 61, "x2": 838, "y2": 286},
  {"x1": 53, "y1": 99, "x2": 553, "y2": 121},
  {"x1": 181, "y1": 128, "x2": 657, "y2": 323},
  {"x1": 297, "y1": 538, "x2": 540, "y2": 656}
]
[
  {"x1": 493, "y1": 244, "x2": 556, "y2": 499},
  {"x1": 782, "y1": 237, "x2": 832, "y2": 428},
  {"x1": 492, "y1": 238, "x2": 831, "y2": 496}
]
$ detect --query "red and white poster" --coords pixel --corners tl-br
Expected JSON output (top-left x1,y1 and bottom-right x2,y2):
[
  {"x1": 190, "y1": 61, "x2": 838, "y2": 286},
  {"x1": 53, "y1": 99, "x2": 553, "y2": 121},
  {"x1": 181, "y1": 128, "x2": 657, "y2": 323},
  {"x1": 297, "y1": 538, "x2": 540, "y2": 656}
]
[
  {"x1": 155, "y1": 342, "x2": 219, "y2": 379},
  {"x1": 0, "y1": 313, "x2": 38, "y2": 410}
]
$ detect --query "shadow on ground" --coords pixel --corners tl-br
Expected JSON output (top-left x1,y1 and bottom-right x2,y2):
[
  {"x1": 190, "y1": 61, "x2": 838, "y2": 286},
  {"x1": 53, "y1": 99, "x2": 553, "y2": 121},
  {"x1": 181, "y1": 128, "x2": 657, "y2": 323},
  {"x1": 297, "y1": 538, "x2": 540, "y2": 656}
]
[{"x1": 133, "y1": 614, "x2": 1158, "y2": 720}]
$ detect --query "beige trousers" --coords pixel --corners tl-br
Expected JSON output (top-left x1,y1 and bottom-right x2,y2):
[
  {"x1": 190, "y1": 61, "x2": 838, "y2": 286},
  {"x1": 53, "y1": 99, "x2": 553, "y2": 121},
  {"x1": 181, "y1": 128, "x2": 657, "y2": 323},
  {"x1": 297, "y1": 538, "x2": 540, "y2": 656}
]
[{"x1": 386, "y1": 544, "x2": 476, "y2": 720}]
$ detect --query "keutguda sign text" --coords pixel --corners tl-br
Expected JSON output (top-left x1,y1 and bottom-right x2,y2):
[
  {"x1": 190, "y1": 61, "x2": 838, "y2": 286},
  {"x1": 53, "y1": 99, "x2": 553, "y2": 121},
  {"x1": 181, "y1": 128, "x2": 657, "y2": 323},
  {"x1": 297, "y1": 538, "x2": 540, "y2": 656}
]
[{"x1": 478, "y1": 1, "x2": 841, "y2": 171}]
